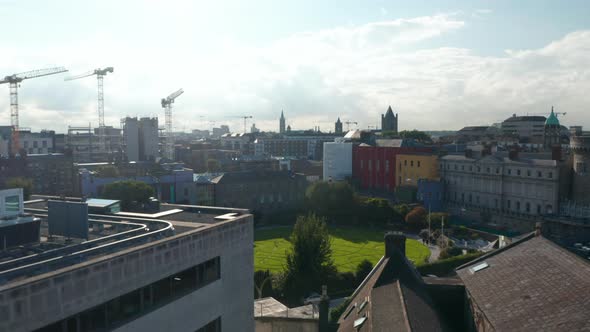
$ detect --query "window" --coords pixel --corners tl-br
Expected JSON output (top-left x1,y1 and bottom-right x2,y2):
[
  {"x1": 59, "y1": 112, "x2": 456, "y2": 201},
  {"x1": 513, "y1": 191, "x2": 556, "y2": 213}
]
[
  {"x1": 548, "y1": 172, "x2": 553, "y2": 178},
  {"x1": 417, "y1": 161, "x2": 421, "y2": 167},
  {"x1": 507, "y1": 200, "x2": 511, "y2": 209},
  {"x1": 360, "y1": 160, "x2": 363, "y2": 169},
  {"x1": 525, "y1": 202, "x2": 530, "y2": 213},
  {"x1": 461, "y1": 193, "x2": 465, "y2": 202},
  {"x1": 495, "y1": 198, "x2": 498, "y2": 208},
  {"x1": 33, "y1": 141, "x2": 38, "y2": 148},
  {"x1": 411, "y1": 160, "x2": 414, "y2": 167},
  {"x1": 469, "y1": 194, "x2": 472, "y2": 203},
  {"x1": 537, "y1": 204, "x2": 541, "y2": 214},
  {"x1": 476, "y1": 196, "x2": 480, "y2": 204},
  {"x1": 404, "y1": 160, "x2": 407, "y2": 166},
  {"x1": 469, "y1": 166, "x2": 473, "y2": 171},
  {"x1": 477, "y1": 166, "x2": 481, "y2": 172},
  {"x1": 42, "y1": 140, "x2": 47, "y2": 148},
  {"x1": 516, "y1": 201, "x2": 520, "y2": 211},
  {"x1": 385, "y1": 160, "x2": 389, "y2": 172},
  {"x1": 537, "y1": 171, "x2": 542, "y2": 177},
  {"x1": 508, "y1": 169, "x2": 512, "y2": 175},
  {"x1": 5, "y1": 195, "x2": 20, "y2": 214},
  {"x1": 496, "y1": 168, "x2": 500, "y2": 174},
  {"x1": 527, "y1": 170, "x2": 531, "y2": 177},
  {"x1": 517, "y1": 169, "x2": 521, "y2": 176},
  {"x1": 44, "y1": 257, "x2": 222, "y2": 332},
  {"x1": 197, "y1": 317, "x2": 221, "y2": 332},
  {"x1": 454, "y1": 164, "x2": 458, "y2": 170},
  {"x1": 368, "y1": 160, "x2": 372, "y2": 171},
  {"x1": 376, "y1": 161, "x2": 380, "y2": 171},
  {"x1": 486, "y1": 167, "x2": 490, "y2": 173}
]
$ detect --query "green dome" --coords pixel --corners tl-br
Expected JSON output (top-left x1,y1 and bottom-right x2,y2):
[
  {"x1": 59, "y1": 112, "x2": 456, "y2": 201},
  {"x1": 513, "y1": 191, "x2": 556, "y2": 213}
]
[{"x1": 545, "y1": 108, "x2": 560, "y2": 127}]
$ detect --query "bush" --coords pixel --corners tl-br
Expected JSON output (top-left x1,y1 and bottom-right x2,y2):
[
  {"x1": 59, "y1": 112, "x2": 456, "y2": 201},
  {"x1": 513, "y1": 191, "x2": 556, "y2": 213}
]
[
  {"x1": 405, "y1": 206, "x2": 427, "y2": 230},
  {"x1": 5, "y1": 177, "x2": 33, "y2": 200},
  {"x1": 355, "y1": 259, "x2": 373, "y2": 284},
  {"x1": 417, "y1": 253, "x2": 484, "y2": 277},
  {"x1": 439, "y1": 246, "x2": 463, "y2": 259},
  {"x1": 330, "y1": 297, "x2": 351, "y2": 323}
]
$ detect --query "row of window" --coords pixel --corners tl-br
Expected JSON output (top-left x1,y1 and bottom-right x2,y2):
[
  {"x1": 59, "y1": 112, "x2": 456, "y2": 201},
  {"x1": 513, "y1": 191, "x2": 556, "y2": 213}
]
[
  {"x1": 360, "y1": 160, "x2": 391, "y2": 172},
  {"x1": 23, "y1": 140, "x2": 49, "y2": 148},
  {"x1": 443, "y1": 163, "x2": 553, "y2": 179},
  {"x1": 450, "y1": 192, "x2": 553, "y2": 214},
  {"x1": 36, "y1": 257, "x2": 221, "y2": 332}
]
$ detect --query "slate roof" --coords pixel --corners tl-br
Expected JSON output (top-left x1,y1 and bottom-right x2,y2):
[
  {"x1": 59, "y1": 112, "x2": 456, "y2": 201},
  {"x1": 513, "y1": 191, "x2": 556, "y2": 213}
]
[
  {"x1": 337, "y1": 243, "x2": 447, "y2": 331},
  {"x1": 456, "y1": 233, "x2": 590, "y2": 332}
]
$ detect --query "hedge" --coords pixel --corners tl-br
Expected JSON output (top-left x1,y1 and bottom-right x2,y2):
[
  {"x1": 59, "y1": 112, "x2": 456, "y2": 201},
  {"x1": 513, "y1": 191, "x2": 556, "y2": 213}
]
[{"x1": 417, "y1": 252, "x2": 483, "y2": 277}]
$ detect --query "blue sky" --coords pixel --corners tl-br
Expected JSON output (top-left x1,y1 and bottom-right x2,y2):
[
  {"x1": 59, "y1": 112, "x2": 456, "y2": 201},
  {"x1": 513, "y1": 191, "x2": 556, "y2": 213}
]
[{"x1": 1, "y1": 0, "x2": 589, "y2": 132}]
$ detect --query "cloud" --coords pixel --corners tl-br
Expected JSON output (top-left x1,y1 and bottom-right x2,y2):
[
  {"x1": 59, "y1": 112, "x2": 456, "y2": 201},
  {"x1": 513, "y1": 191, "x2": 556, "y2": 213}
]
[{"x1": 0, "y1": 13, "x2": 589, "y2": 134}]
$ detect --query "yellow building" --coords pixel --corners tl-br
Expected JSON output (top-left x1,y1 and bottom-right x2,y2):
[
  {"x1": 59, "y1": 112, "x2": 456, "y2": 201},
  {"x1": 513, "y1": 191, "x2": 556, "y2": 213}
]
[{"x1": 396, "y1": 153, "x2": 439, "y2": 187}]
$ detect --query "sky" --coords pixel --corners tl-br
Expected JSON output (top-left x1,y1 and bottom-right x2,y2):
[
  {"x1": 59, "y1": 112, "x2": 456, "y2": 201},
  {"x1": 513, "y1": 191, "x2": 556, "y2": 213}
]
[{"x1": 0, "y1": 0, "x2": 589, "y2": 133}]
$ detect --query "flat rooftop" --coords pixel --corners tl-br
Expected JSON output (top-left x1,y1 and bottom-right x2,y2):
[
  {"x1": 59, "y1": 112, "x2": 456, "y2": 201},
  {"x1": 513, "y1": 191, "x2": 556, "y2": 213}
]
[{"x1": 0, "y1": 196, "x2": 250, "y2": 284}]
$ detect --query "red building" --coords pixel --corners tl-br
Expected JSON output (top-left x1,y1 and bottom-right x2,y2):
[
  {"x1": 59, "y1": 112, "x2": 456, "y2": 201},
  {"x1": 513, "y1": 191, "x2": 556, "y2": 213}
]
[{"x1": 352, "y1": 141, "x2": 431, "y2": 192}]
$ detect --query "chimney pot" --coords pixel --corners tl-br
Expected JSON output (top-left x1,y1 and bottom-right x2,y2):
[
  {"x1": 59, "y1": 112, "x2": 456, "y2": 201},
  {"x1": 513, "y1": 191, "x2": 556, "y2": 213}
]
[
  {"x1": 535, "y1": 222, "x2": 543, "y2": 237},
  {"x1": 385, "y1": 231, "x2": 406, "y2": 257}
]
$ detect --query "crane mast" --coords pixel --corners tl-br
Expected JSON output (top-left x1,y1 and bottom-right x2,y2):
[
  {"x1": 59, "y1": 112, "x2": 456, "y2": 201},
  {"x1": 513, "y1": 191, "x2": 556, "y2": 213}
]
[
  {"x1": 65, "y1": 67, "x2": 114, "y2": 152},
  {"x1": 0, "y1": 67, "x2": 68, "y2": 154},
  {"x1": 161, "y1": 88, "x2": 184, "y2": 160}
]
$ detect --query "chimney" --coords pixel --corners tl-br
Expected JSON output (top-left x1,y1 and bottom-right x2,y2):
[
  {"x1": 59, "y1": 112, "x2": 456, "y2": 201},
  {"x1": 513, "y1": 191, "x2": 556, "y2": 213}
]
[
  {"x1": 508, "y1": 146, "x2": 519, "y2": 160},
  {"x1": 318, "y1": 285, "x2": 330, "y2": 332},
  {"x1": 481, "y1": 145, "x2": 492, "y2": 157},
  {"x1": 385, "y1": 231, "x2": 406, "y2": 257},
  {"x1": 534, "y1": 222, "x2": 543, "y2": 237},
  {"x1": 551, "y1": 145, "x2": 562, "y2": 161},
  {"x1": 464, "y1": 149, "x2": 473, "y2": 158}
]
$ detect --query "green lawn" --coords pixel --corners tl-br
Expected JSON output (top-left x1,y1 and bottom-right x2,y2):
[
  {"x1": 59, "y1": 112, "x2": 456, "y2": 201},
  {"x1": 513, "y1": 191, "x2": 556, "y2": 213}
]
[{"x1": 254, "y1": 226, "x2": 430, "y2": 273}]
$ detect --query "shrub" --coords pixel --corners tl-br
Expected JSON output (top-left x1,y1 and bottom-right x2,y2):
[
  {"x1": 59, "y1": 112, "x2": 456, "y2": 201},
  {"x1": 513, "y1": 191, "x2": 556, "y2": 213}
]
[
  {"x1": 417, "y1": 253, "x2": 484, "y2": 277},
  {"x1": 405, "y1": 206, "x2": 427, "y2": 230}
]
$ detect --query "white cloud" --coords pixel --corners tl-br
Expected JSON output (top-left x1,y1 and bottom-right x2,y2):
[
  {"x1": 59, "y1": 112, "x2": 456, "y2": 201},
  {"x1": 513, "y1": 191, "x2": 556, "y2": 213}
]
[{"x1": 0, "y1": 13, "x2": 589, "y2": 133}]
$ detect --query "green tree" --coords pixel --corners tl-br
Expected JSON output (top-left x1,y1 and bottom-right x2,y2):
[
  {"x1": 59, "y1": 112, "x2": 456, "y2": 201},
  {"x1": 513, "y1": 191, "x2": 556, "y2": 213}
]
[
  {"x1": 405, "y1": 206, "x2": 427, "y2": 230},
  {"x1": 281, "y1": 214, "x2": 337, "y2": 304},
  {"x1": 254, "y1": 270, "x2": 275, "y2": 299},
  {"x1": 305, "y1": 181, "x2": 355, "y2": 220},
  {"x1": 359, "y1": 197, "x2": 402, "y2": 225},
  {"x1": 439, "y1": 246, "x2": 463, "y2": 259},
  {"x1": 5, "y1": 177, "x2": 33, "y2": 200},
  {"x1": 95, "y1": 165, "x2": 119, "y2": 177},
  {"x1": 393, "y1": 203, "x2": 411, "y2": 219},
  {"x1": 101, "y1": 180, "x2": 155, "y2": 210},
  {"x1": 206, "y1": 159, "x2": 221, "y2": 172},
  {"x1": 355, "y1": 259, "x2": 373, "y2": 284},
  {"x1": 398, "y1": 130, "x2": 432, "y2": 143}
]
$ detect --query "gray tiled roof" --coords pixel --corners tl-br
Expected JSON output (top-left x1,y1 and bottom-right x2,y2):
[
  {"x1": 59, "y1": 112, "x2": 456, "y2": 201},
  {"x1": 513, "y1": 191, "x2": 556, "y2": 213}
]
[{"x1": 457, "y1": 234, "x2": 590, "y2": 331}]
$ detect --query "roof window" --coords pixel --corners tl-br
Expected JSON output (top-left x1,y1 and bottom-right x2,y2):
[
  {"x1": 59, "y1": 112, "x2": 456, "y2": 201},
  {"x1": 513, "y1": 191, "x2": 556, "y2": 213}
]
[{"x1": 469, "y1": 262, "x2": 489, "y2": 274}]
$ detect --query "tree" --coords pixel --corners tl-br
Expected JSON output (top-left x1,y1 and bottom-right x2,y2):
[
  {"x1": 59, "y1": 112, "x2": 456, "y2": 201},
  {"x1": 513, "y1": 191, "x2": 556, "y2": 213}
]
[
  {"x1": 206, "y1": 159, "x2": 221, "y2": 172},
  {"x1": 281, "y1": 214, "x2": 337, "y2": 304},
  {"x1": 359, "y1": 197, "x2": 401, "y2": 225},
  {"x1": 5, "y1": 177, "x2": 33, "y2": 200},
  {"x1": 439, "y1": 246, "x2": 463, "y2": 259},
  {"x1": 405, "y1": 206, "x2": 427, "y2": 230},
  {"x1": 393, "y1": 203, "x2": 411, "y2": 219},
  {"x1": 95, "y1": 165, "x2": 119, "y2": 177},
  {"x1": 305, "y1": 182, "x2": 356, "y2": 222},
  {"x1": 398, "y1": 130, "x2": 432, "y2": 143},
  {"x1": 101, "y1": 180, "x2": 155, "y2": 210},
  {"x1": 254, "y1": 270, "x2": 275, "y2": 299},
  {"x1": 355, "y1": 259, "x2": 373, "y2": 284}
]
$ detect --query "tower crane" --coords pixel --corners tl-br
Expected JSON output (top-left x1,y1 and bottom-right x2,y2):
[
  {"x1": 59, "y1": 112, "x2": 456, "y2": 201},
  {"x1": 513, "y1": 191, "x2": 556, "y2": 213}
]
[
  {"x1": 65, "y1": 67, "x2": 114, "y2": 152},
  {"x1": 0, "y1": 67, "x2": 68, "y2": 154},
  {"x1": 161, "y1": 88, "x2": 184, "y2": 160},
  {"x1": 344, "y1": 121, "x2": 358, "y2": 131},
  {"x1": 240, "y1": 116, "x2": 253, "y2": 133}
]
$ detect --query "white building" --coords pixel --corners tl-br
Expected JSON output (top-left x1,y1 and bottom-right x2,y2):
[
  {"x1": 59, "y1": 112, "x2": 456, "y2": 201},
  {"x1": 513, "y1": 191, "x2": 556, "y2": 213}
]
[{"x1": 323, "y1": 141, "x2": 352, "y2": 181}]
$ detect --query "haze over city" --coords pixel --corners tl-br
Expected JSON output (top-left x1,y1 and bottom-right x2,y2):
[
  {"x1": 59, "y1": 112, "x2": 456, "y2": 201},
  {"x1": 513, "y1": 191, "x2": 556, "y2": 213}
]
[{"x1": 1, "y1": 0, "x2": 589, "y2": 133}]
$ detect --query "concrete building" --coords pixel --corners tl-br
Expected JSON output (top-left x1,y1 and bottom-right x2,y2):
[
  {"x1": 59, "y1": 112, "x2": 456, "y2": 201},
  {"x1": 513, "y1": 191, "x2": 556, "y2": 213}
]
[
  {"x1": 395, "y1": 153, "x2": 439, "y2": 187},
  {"x1": 123, "y1": 117, "x2": 159, "y2": 162},
  {"x1": 543, "y1": 108, "x2": 561, "y2": 148},
  {"x1": 254, "y1": 297, "x2": 319, "y2": 332},
  {"x1": 381, "y1": 105, "x2": 398, "y2": 132},
  {"x1": 501, "y1": 114, "x2": 546, "y2": 144},
  {"x1": 254, "y1": 138, "x2": 309, "y2": 159},
  {"x1": 211, "y1": 125, "x2": 230, "y2": 139},
  {"x1": 440, "y1": 151, "x2": 564, "y2": 231},
  {"x1": 18, "y1": 129, "x2": 56, "y2": 155},
  {"x1": 0, "y1": 196, "x2": 255, "y2": 332},
  {"x1": 323, "y1": 141, "x2": 352, "y2": 182},
  {"x1": 569, "y1": 128, "x2": 590, "y2": 205}
]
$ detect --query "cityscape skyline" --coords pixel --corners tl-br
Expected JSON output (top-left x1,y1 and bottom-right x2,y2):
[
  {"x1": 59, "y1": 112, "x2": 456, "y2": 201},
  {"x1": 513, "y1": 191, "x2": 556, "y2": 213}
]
[{"x1": 1, "y1": 0, "x2": 589, "y2": 133}]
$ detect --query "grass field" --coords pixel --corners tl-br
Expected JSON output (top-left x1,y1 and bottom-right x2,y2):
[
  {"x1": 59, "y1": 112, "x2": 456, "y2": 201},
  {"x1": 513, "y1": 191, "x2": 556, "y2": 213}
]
[{"x1": 254, "y1": 226, "x2": 430, "y2": 273}]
